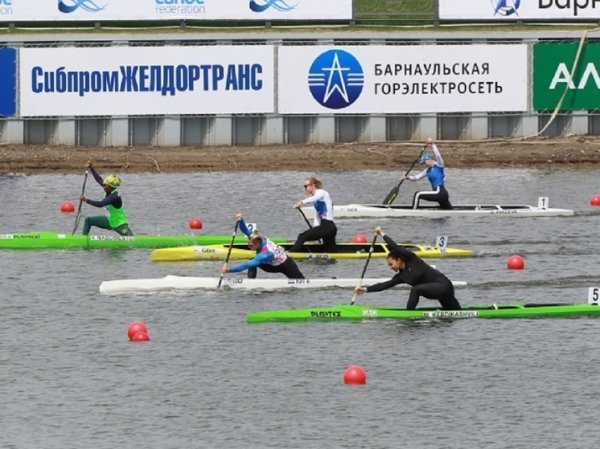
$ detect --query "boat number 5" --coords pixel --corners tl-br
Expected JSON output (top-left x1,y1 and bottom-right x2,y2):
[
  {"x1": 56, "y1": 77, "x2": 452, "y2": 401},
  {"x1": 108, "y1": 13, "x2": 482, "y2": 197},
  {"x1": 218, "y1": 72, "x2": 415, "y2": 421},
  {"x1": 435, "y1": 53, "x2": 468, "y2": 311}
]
[
  {"x1": 589, "y1": 287, "x2": 600, "y2": 305},
  {"x1": 435, "y1": 235, "x2": 448, "y2": 253}
]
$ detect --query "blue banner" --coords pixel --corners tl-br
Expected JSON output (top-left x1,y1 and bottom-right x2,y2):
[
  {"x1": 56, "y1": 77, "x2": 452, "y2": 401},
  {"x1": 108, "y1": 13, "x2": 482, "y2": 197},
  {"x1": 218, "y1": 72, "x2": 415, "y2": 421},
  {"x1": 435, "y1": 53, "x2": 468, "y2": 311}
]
[{"x1": 0, "y1": 48, "x2": 16, "y2": 117}]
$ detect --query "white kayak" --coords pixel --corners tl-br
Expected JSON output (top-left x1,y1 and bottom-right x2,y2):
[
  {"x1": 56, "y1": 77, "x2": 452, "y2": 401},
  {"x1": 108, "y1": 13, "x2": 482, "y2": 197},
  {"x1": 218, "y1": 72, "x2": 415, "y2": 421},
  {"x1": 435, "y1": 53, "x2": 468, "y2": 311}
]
[
  {"x1": 99, "y1": 275, "x2": 467, "y2": 294},
  {"x1": 302, "y1": 200, "x2": 574, "y2": 219}
]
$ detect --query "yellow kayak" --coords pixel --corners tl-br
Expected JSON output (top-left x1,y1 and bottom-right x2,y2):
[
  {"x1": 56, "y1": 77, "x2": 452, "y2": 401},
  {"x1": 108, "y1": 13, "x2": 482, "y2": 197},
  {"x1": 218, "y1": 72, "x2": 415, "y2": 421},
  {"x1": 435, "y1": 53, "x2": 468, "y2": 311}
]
[{"x1": 150, "y1": 242, "x2": 474, "y2": 262}]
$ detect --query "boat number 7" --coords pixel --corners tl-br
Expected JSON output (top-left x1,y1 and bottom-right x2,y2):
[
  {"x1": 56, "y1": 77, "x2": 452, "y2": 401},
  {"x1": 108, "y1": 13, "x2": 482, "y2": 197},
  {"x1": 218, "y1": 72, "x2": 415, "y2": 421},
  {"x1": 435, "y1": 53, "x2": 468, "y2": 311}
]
[
  {"x1": 435, "y1": 235, "x2": 448, "y2": 253},
  {"x1": 589, "y1": 287, "x2": 600, "y2": 305}
]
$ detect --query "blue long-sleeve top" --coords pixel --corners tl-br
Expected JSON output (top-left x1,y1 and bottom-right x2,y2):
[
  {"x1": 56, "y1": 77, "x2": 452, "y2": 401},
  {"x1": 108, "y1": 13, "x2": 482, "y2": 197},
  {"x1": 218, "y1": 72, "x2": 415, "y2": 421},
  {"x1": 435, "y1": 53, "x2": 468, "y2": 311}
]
[
  {"x1": 85, "y1": 167, "x2": 123, "y2": 209},
  {"x1": 228, "y1": 219, "x2": 275, "y2": 273}
]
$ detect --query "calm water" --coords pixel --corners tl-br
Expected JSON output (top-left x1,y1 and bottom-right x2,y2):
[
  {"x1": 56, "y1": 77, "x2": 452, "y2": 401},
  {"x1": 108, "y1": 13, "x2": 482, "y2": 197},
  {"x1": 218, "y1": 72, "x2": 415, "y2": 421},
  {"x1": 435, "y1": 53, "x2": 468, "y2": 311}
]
[{"x1": 1, "y1": 169, "x2": 600, "y2": 449}]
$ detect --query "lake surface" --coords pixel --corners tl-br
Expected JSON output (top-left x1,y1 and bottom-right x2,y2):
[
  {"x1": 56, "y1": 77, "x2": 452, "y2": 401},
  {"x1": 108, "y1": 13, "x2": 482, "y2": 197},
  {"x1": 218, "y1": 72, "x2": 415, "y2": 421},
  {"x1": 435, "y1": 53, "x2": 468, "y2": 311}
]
[{"x1": 1, "y1": 168, "x2": 600, "y2": 448}]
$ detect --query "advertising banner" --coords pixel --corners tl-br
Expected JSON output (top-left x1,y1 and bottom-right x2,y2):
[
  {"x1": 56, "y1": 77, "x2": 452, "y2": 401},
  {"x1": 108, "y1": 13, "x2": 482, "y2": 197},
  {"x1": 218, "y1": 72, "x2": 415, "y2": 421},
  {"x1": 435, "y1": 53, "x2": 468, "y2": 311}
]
[
  {"x1": 19, "y1": 46, "x2": 274, "y2": 116},
  {"x1": 0, "y1": 48, "x2": 16, "y2": 117},
  {"x1": 534, "y1": 43, "x2": 600, "y2": 110},
  {"x1": 439, "y1": 0, "x2": 600, "y2": 20},
  {"x1": 278, "y1": 45, "x2": 528, "y2": 114},
  {"x1": 0, "y1": 0, "x2": 352, "y2": 22}
]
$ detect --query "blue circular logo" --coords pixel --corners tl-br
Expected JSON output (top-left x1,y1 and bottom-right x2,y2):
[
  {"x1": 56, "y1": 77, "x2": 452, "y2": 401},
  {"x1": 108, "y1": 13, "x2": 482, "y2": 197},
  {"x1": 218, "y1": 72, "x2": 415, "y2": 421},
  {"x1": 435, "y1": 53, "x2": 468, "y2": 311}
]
[
  {"x1": 492, "y1": 0, "x2": 521, "y2": 16},
  {"x1": 308, "y1": 50, "x2": 364, "y2": 110}
]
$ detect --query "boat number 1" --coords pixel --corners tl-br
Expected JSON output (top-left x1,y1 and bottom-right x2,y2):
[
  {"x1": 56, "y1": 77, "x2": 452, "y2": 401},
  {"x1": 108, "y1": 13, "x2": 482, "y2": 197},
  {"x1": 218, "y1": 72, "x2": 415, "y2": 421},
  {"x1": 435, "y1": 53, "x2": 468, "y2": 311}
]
[
  {"x1": 435, "y1": 235, "x2": 448, "y2": 253},
  {"x1": 589, "y1": 287, "x2": 600, "y2": 305},
  {"x1": 537, "y1": 196, "x2": 549, "y2": 210}
]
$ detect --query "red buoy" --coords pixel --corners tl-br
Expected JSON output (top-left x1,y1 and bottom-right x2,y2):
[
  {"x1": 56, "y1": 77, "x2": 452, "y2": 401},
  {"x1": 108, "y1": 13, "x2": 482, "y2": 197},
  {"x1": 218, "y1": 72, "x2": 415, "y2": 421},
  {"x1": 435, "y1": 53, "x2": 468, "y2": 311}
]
[
  {"x1": 127, "y1": 321, "x2": 148, "y2": 340},
  {"x1": 590, "y1": 194, "x2": 600, "y2": 207},
  {"x1": 60, "y1": 201, "x2": 75, "y2": 213},
  {"x1": 507, "y1": 255, "x2": 525, "y2": 270},
  {"x1": 351, "y1": 234, "x2": 368, "y2": 244},
  {"x1": 189, "y1": 218, "x2": 203, "y2": 230},
  {"x1": 343, "y1": 365, "x2": 367, "y2": 385},
  {"x1": 131, "y1": 331, "x2": 150, "y2": 342}
]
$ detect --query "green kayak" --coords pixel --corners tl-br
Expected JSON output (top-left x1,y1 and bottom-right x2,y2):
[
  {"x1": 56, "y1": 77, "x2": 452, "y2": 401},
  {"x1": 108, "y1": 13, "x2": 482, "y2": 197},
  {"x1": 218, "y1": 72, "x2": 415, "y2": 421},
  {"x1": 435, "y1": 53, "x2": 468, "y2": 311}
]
[
  {"x1": 0, "y1": 231, "x2": 283, "y2": 250},
  {"x1": 247, "y1": 303, "x2": 600, "y2": 324}
]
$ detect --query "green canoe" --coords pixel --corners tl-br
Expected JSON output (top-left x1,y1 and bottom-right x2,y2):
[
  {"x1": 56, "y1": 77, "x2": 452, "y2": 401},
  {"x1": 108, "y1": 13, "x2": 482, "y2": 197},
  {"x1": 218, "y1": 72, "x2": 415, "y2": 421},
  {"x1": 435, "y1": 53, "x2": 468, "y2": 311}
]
[
  {"x1": 247, "y1": 303, "x2": 600, "y2": 324},
  {"x1": 0, "y1": 231, "x2": 282, "y2": 250}
]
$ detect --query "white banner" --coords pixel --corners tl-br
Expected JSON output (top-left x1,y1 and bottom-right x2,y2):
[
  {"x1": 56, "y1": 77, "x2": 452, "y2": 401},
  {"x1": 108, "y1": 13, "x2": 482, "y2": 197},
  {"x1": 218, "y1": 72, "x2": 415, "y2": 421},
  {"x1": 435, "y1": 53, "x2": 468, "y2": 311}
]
[
  {"x1": 277, "y1": 45, "x2": 528, "y2": 113},
  {"x1": 20, "y1": 46, "x2": 274, "y2": 116},
  {"x1": 439, "y1": 0, "x2": 600, "y2": 20},
  {"x1": 0, "y1": 0, "x2": 352, "y2": 22}
]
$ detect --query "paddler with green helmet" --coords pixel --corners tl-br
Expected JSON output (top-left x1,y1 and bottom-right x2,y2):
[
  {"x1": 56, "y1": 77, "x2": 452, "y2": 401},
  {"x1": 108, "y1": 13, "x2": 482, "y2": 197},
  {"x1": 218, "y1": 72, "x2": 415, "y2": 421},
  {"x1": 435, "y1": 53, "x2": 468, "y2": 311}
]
[{"x1": 80, "y1": 161, "x2": 133, "y2": 236}]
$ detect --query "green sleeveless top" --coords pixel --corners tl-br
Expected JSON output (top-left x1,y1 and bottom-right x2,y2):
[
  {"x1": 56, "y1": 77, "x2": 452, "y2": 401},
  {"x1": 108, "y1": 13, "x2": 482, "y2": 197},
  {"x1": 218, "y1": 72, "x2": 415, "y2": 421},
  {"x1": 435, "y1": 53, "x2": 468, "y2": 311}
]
[{"x1": 106, "y1": 191, "x2": 129, "y2": 229}]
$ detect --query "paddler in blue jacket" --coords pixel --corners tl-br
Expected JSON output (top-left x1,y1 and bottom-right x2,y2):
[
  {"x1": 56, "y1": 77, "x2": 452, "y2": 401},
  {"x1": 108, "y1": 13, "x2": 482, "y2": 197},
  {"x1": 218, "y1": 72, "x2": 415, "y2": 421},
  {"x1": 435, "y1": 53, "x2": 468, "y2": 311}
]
[
  {"x1": 404, "y1": 138, "x2": 453, "y2": 209},
  {"x1": 354, "y1": 226, "x2": 461, "y2": 310},
  {"x1": 80, "y1": 161, "x2": 133, "y2": 236},
  {"x1": 221, "y1": 213, "x2": 304, "y2": 279}
]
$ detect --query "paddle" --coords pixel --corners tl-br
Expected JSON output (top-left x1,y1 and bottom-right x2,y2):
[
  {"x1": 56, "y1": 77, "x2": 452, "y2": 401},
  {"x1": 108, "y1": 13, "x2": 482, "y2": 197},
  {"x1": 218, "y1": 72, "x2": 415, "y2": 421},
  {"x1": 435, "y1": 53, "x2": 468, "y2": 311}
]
[
  {"x1": 217, "y1": 221, "x2": 239, "y2": 289},
  {"x1": 71, "y1": 169, "x2": 89, "y2": 235},
  {"x1": 297, "y1": 207, "x2": 312, "y2": 229},
  {"x1": 382, "y1": 147, "x2": 425, "y2": 205},
  {"x1": 297, "y1": 206, "x2": 323, "y2": 249},
  {"x1": 350, "y1": 234, "x2": 378, "y2": 305}
]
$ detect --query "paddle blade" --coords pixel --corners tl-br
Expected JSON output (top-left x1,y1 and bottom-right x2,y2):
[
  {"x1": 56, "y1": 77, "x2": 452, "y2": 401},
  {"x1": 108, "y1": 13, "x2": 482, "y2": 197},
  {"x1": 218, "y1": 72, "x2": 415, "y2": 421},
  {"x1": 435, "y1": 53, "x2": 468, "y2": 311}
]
[{"x1": 382, "y1": 184, "x2": 400, "y2": 205}]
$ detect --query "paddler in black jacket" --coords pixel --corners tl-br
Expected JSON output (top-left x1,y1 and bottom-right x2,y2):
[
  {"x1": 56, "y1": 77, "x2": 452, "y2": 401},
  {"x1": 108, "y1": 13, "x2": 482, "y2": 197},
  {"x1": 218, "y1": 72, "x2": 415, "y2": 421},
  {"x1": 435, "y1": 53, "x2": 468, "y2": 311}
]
[{"x1": 353, "y1": 226, "x2": 461, "y2": 310}]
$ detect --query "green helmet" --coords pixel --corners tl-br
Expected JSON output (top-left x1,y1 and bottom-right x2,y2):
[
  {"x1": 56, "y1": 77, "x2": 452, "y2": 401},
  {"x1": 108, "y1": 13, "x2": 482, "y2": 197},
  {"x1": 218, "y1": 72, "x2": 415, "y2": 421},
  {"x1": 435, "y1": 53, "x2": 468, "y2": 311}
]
[{"x1": 103, "y1": 174, "x2": 121, "y2": 189}]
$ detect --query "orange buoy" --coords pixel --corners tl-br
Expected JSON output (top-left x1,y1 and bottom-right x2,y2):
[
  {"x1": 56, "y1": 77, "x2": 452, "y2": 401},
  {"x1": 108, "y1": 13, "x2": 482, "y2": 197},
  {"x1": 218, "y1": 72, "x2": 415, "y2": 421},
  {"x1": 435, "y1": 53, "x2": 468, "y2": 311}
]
[
  {"x1": 189, "y1": 218, "x2": 203, "y2": 230},
  {"x1": 127, "y1": 321, "x2": 148, "y2": 340},
  {"x1": 590, "y1": 194, "x2": 600, "y2": 207},
  {"x1": 507, "y1": 255, "x2": 525, "y2": 270},
  {"x1": 131, "y1": 331, "x2": 150, "y2": 342},
  {"x1": 351, "y1": 234, "x2": 368, "y2": 244},
  {"x1": 343, "y1": 365, "x2": 367, "y2": 385},
  {"x1": 60, "y1": 201, "x2": 75, "y2": 213}
]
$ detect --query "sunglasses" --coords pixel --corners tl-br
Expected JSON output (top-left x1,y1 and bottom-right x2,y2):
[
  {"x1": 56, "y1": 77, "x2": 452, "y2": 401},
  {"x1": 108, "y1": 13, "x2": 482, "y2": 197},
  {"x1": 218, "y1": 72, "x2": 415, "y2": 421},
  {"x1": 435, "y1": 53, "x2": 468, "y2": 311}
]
[{"x1": 303, "y1": 184, "x2": 312, "y2": 188}]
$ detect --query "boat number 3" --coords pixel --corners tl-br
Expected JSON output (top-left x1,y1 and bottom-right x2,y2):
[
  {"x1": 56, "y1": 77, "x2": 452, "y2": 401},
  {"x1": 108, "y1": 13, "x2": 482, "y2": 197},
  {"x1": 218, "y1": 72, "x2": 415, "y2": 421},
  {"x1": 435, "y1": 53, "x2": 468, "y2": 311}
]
[
  {"x1": 589, "y1": 287, "x2": 600, "y2": 305},
  {"x1": 435, "y1": 235, "x2": 448, "y2": 253}
]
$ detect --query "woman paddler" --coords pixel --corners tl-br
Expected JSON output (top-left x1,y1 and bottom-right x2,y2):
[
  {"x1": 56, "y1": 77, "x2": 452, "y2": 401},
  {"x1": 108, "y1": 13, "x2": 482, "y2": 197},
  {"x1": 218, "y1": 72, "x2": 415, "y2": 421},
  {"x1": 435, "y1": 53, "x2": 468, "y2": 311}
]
[
  {"x1": 353, "y1": 226, "x2": 461, "y2": 310},
  {"x1": 80, "y1": 161, "x2": 133, "y2": 236}
]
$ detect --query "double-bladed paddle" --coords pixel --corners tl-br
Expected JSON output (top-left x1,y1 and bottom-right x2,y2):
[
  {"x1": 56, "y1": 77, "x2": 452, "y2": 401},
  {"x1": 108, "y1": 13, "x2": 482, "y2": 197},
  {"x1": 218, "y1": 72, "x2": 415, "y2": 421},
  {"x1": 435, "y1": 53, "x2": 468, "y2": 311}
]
[
  {"x1": 218, "y1": 221, "x2": 239, "y2": 288},
  {"x1": 382, "y1": 148, "x2": 425, "y2": 205},
  {"x1": 72, "y1": 169, "x2": 89, "y2": 235},
  {"x1": 350, "y1": 234, "x2": 378, "y2": 305}
]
